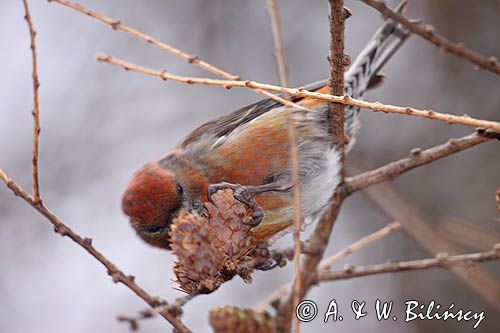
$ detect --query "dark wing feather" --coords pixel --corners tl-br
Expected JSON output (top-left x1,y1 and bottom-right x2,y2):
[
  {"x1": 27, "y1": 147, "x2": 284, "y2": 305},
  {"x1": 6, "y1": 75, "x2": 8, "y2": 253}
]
[{"x1": 179, "y1": 84, "x2": 326, "y2": 148}]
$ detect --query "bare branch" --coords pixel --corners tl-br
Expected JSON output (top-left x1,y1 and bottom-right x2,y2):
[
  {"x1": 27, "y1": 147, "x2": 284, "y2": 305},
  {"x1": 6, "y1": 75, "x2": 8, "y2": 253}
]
[
  {"x1": 328, "y1": 0, "x2": 346, "y2": 160},
  {"x1": 345, "y1": 130, "x2": 499, "y2": 194},
  {"x1": 318, "y1": 245, "x2": 500, "y2": 282},
  {"x1": 96, "y1": 55, "x2": 500, "y2": 132},
  {"x1": 361, "y1": 0, "x2": 500, "y2": 75},
  {"x1": 267, "y1": 0, "x2": 290, "y2": 88},
  {"x1": 318, "y1": 221, "x2": 401, "y2": 271},
  {"x1": 48, "y1": 0, "x2": 238, "y2": 80},
  {"x1": 117, "y1": 294, "x2": 195, "y2": 332},
  {"x1": 22, "y1": 0, "x2": 41, "y2": 203},
  {"x1": 0, "y1": 169, "x2": 191, "y2": 333},
  {"x1": 254, "y1": 221, "x2": 400, "y2": 312},
  {"x1": 266, "y1": 1, "x2": 303, "y2": 332},
  {"x1": 48, "y1": 0, "x2": 311, "y2": 113}
]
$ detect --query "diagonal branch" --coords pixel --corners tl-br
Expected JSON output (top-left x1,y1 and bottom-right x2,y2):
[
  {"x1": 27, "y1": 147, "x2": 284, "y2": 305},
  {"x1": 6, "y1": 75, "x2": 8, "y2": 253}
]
[
  {"x1": 0, "y1": 169, "x2": 191, "y2": 333},
  {"x1": 318, "y1": 245, "x2": 500, "y2": 282},
  {"x1": 361, "y1": 0, "x2": 500, "y2": 75},
  {"x1": 318, "y1": 221, "x2": 401, "y2": 271},
  {"x1": 48, "y1": 0, "x2": 238, "y2": 80},
  {"x1": 345, "y1": 129, "x2": 499, "y2": 194},
  {"x1": 48, "y1": 0, "x2": 310, "y2": 113},
  {"x1": 22, "y1": 0, "x2": 41, "y2": 203},
  {"x1": 96, "y1": 55, "x2": 500, "y2": 132},
  {"x1": 116, "y1": 294, "x2": 195, "y2": 332}
]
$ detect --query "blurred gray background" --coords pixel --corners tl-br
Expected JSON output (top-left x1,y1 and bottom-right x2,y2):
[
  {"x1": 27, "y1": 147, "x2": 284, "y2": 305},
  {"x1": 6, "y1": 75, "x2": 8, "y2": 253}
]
[{"x1": 1, "y1": 0, "x2": 499, "y2": 332}]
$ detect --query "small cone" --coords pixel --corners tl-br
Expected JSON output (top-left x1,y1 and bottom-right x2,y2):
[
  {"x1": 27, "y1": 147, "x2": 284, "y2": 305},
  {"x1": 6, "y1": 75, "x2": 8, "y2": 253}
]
[
  {"x1": 209, "y1": 306, "x2": 278, "y2": 333},
  {"x1": 205, "y1": 189, "x2": 254, "y2": 262},
  {"x1": 170, "y1": 211, "x2": 223, "y2": 294},
  {"x1": 170, "y1": 189, "x2": 257, "y2": 294}
]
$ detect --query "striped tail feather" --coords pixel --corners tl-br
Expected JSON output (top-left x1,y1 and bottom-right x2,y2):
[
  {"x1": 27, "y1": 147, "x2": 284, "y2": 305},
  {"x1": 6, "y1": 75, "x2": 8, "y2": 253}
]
[{"x1": 343, "y1": 0, "x2": 411, "y2": 148}]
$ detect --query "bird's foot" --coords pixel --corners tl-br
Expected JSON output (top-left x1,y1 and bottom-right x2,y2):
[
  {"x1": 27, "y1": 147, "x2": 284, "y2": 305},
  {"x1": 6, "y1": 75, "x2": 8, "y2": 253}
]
[{"x1": 250, "y1": 242, "x2": 287, "y2": 271}]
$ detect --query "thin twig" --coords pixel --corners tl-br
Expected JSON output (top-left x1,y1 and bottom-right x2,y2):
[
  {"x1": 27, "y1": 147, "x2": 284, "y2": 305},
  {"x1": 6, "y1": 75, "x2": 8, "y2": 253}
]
[
  {"x1": 345, "y1": 130, "x2": 499, "y2": 194},
  {"x1": 267, "y1": 0, "x2": 290, "y2": 89},
  {"x1": 48, "y1": 0, "x2": 310, "y2": 113},
  {"x1": 318, "y1": 221, "x2": 401, "y2": 270},
  {"x1": 96, "y1": 55, "x2": 500, "y2": 132},
  {"x1": 48, "y1": 0, "x2": 238, "y2": 80},
  {"x1": 117, "y1": 294, "x2": 195, "y2": 332},
  {"x1": 22, "y1": 0, "x2": 41, "y2": 203},
  {"x1": 0, "y1": 169, "x2": 191, "y2": 333},
  {"x1": 318, "y1": 245, "x2": 500, "y2": 282},
  {"x1": 361, "y1": 0, "x2": 500, "y2": 75},
  {"x1": 254, "y1": 221, "x2": 401, "y2": 312},
  {"x1": 266, "y1": 1, "x2": 303, "y2": 332}
]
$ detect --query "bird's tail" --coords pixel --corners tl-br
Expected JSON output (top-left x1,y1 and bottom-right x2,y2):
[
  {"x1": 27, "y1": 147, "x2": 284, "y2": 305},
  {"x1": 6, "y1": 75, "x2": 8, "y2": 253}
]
[{"x1": 343, "y1": 1, "x2": 411, "y2": 148}]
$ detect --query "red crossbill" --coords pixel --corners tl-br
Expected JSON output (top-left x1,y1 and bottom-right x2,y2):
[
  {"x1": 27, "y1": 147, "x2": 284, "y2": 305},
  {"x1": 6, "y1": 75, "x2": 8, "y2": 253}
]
[{"x1": 122, "y1": 10, "x2": 411, "y2": 250}]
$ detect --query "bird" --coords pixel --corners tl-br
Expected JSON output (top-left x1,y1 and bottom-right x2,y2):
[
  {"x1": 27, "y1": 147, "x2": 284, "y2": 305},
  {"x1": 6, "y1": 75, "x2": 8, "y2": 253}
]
[{"x1": 121, "y1": 3, "x2": 412, "y2": 251}]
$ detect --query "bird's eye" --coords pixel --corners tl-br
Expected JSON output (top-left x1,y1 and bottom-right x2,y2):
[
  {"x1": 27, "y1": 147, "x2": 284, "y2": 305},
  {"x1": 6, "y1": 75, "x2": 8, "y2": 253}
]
[
  {"x1": 141, "y1": 225, "x2": 168, "y2": 236},
  {"x1": 176, "y1": 183, "x2": 184, "y2": 196}
]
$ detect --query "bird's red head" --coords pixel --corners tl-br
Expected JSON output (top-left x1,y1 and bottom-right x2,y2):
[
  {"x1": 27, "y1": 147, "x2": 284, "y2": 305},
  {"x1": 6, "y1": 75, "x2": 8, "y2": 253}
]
[{"x1": 122, "y1": 163, "x2": 184, "y2": 250}]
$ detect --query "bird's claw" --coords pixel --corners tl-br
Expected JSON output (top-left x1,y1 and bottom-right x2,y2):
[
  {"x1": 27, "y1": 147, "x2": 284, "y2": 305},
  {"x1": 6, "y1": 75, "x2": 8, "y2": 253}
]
[
  {"x1": 233, "y1": 188, "x2": 264, "y2": 227},
  {"x1": 250, "y1": 243, "x2": 284, "y2": 271},
  {"x1": 254, "y1": 259, "x2": 279, "y2": 271}
]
